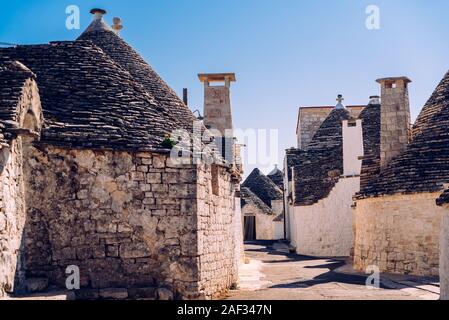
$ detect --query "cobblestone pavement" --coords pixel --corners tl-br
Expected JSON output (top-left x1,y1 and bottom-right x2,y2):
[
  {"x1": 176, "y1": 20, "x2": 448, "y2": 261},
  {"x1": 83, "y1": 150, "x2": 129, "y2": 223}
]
[{"x1": 226, "y1": 241, "x2": 440, "y2": 300}]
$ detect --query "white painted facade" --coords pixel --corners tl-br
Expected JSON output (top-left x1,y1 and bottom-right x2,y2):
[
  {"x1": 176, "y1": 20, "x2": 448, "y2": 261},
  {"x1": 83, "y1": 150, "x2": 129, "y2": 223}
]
[
  {"x1": 342, "y1": 119, "x2": 364, "y2": 176},
  {"x1": 234, "y1": 196, "x2": 245, "y2": 266},
  {"x1": 290, "y1": 177, "x2": 360, "y2": 257},
  {"x1": 286, "y1": 117, "x2": 363, "y2": 257},
  {"x1": 440, "y1": 209, "x2": 449, "y2": 300},
  {"x1": 242, "y1": 202, "x2": 283, "y2": 241}
]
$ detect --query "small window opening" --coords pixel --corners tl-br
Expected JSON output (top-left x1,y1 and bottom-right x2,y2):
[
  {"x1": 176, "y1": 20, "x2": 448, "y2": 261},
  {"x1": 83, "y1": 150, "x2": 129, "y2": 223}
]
[{"x1": 211, "y1": 164, "x2": 220, "y2": 196}]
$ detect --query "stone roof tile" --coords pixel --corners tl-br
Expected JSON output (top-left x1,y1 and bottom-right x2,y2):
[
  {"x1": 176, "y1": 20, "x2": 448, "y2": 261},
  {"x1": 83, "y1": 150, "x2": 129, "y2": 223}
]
[
  {"x1": 77, "y1": 22, "x2": 197, "y2": 134},
  {"x1": 242, "y1": 168, "x2": 283, "y2": 207},
  {"x1": 359, "y1": 70, "x2": 449, "y2": 198},
  {"x1": 267, "y1": 167, "x2": 284, "y2": 189},
  {"x1": 0, "y1": 42, "x2": 171, "y2": 151},
  {"x1": 240, "y1": 187, "x2": 275, "y2": 215},
  {"x1": 0, "y1": 61, "x2": 36, "y2": 145},
  {"x1": 292, "y1": 108, "x2": 351, "y2": 206}
]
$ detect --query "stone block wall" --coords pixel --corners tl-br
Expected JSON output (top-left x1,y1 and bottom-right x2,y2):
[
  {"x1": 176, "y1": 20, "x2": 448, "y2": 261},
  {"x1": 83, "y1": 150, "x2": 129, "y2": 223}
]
[
  {"x1": 291, "y1": 177, "x2": 359, "y2": 257},
  {"x1": 354, "y1": 193, "x2": 442, "y2": 276},
  {"x1": 440, "y1": 209, "x2": 449, "y2": 300},
  {"x1": 378, "y1": 78, "x2": 411, "y2": 168},
  {"x1": 0, "y1": 139, "x2": 26, "y2": 298},
  {"x1": 15, "y1": 144, "x2": 237, "y2": 299},
  {"x1": 297, "y1": 106, "x2": 364, "y2": 150},
  {"x1": 297, "y1": 108, "x2": 332, "y2": 150},
  {"x1": 203, "y1": 85, "x2": 233, "y2": 136},
  {"x1": 196, "y1": 164, "x2": 238, "y2": 299}
]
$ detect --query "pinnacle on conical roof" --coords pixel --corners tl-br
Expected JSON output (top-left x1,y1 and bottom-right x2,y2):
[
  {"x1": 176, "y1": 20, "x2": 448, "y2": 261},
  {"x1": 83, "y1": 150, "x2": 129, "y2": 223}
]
[
  {"x1": 83, "y1": 8, "x2": 111, "y2": 34},
  {"x1": 77, "y1": 9, "x2": 197, "y2": 133},
  {"x1": 242, "y1": 168, "x2": 283, "y2": 207}
]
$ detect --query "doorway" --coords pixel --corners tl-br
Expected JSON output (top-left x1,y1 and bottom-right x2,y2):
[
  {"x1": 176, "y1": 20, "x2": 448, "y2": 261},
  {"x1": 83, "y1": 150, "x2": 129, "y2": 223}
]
[{"x1": 244, "y1": 216, "x2": 256, "y2": 241}]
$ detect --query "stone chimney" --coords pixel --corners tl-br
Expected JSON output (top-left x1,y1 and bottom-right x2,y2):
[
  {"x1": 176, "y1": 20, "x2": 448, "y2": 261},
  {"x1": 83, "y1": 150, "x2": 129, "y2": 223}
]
[
  {"x1": 198, "y1": 73, "x2": 236, "y2": 136},
  {"x1": 376, "y1": 77, "x2": 412, "y2": 168},
  {"x1": 198, "y1": 73, "x2": 236, "y2": 163}
]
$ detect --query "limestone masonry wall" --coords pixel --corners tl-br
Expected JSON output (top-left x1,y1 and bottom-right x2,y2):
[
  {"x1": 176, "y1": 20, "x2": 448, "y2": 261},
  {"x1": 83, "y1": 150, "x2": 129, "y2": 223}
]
[
  {"x1": 354, "y1": 193, "x2": 441, "y2": 276},
  {"x1": 196, "y1": 164, "x2": 238, "y2": 299},
  {"x1": 17, "y1": 144, "x2": 236, "y2": 299},
  {"x1": 440, "y1": 210, "x2": 449, "y2": 300},
  {"x1": 291, "y1": 177, "x2": 359, "y2": 257},
  {"x1": 0, "y1": 139, "x2": 26, "y2": 298}
]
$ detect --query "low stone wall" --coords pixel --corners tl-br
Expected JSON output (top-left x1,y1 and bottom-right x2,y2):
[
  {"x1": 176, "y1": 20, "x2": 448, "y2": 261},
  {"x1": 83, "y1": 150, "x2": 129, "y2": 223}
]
[
  {"x1": 15, "y1": 144, "x2": 237, "y2": 299},
  {"x1": 354, "y1": 193, "x2": 442, "y2": 276},
  {"x1": 291, "y1": 177, "x2": 359, "y2": 257},
  {"x1": 0, "y1": 139, "x2": 26, "y2": 298},
  {"x1": 440, "y1": 210, "x2": 449, "y2": 300}
]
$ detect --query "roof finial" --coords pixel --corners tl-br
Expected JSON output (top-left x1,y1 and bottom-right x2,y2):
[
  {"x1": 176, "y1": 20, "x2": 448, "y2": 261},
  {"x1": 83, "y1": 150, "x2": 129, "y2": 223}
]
[
  {"x1": 369, "y1": 95, "x2": 381, "y2": 105},
  {"x1": 112, "y1": 17, "x2": 123, "y2": 34},
  {"x1": 336, "y1": 94, "x2": 345, "y2": 109},
  {"x1": 90, "y1": 8, "x2": 107, "y2": 20}
]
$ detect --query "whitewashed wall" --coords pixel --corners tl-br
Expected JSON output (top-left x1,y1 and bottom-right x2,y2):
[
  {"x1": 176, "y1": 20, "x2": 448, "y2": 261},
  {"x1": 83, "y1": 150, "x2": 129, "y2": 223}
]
[
  {"x1": 342, "y1": 119, "x2": 363, "y2": 176},
  {"x1": 274, "y1": 222, "x2": 284, "y2": 240},
  {"x1": 234, "y1": 195, "x2": 245, "y2": 266},
  {"x1": 291, "y1": 177, "x2": 360, "y2": 257},
  {"x1": 441, "y1": 209, "x2": 449, "y2": 300}
]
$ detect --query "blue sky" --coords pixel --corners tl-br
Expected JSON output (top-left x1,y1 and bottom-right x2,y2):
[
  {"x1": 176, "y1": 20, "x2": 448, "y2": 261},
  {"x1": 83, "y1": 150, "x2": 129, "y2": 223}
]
[{"x1": 1, "y1": 0, "x2": 449, "y2": 175}]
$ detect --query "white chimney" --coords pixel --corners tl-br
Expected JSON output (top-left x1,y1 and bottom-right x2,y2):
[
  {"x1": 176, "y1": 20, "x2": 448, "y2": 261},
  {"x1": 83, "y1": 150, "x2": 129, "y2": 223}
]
[{"x1": 112, "y1": 17, "x2": 124, "y2": 34}]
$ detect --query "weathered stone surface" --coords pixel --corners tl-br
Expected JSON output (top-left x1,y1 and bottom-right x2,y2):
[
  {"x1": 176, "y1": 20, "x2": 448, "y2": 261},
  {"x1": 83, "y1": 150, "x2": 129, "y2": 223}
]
[
  {"x1": 99, "y1": 288, "x2": 128, "y2": 300},
  {"x1": 156, "y1": 287, "x2": 174, "y2": 301},
  {"x1": 0, "y1": 13, "x2": 240, "y2": 300},
  {"x1": 0, "y1": 68, "x2": 42, "y2": 298},
  {"x1": 25, "y1": 278, "x2": 49, "y2": 294},
  {"x1": 440, "y1": 209, "x2": 449, "y2": 300},
  {"x1": 354, "y1": 193, "x2": 442, "y2": 276},
  {"x1": 0, "y1": 144, "x2": 238, "y2": 300},
  {"x1": 296, "y1": 106, "x2": 364, "y2": 150}
]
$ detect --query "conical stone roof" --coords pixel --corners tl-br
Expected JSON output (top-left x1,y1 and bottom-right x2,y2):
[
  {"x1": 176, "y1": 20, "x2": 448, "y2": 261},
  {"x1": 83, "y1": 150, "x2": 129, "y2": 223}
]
[
  {"x1": 0, "y1": 10, "x2": 202, "y2": 151},
  {"x1": 293, "y1": 108, "x2": 351, "y2": 206},
  {"x1": 242, "y1": 168, "x2": 283, "y2": 207},
  {"x1": 359, "y1": 70, "x2": 449, "y2": 197},
  {"x1": 240, "y1": 187, "x2": 275, "y2": 215},
  {"x1": 0, "y1": 41, "x2": 169, "y2": 150},
  {"x1": 267, "y1": 166, "x2": 284, "y2": 189},
  {"x1": 77, "y1": 13, "x2": 197, "y2": 133}
]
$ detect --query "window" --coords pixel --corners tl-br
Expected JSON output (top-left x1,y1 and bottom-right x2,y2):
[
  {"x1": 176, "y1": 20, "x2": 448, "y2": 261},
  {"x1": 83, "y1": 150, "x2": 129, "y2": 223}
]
[{"x1": 211, "y1": 164, "x2": 220, "y2": 196}]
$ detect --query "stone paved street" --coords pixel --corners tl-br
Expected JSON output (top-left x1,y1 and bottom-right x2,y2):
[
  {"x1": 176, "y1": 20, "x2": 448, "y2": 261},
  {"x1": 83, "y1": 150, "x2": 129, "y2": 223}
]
[{"x1": 226, "y1": 242, "x2": 440, "y2": 300}]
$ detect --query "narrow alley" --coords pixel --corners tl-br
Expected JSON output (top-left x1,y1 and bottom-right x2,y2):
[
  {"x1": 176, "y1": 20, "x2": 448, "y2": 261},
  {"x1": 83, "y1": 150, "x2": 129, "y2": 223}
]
[{"x1": 226, "y1": 242, "x2": 440, "y2": 300}]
